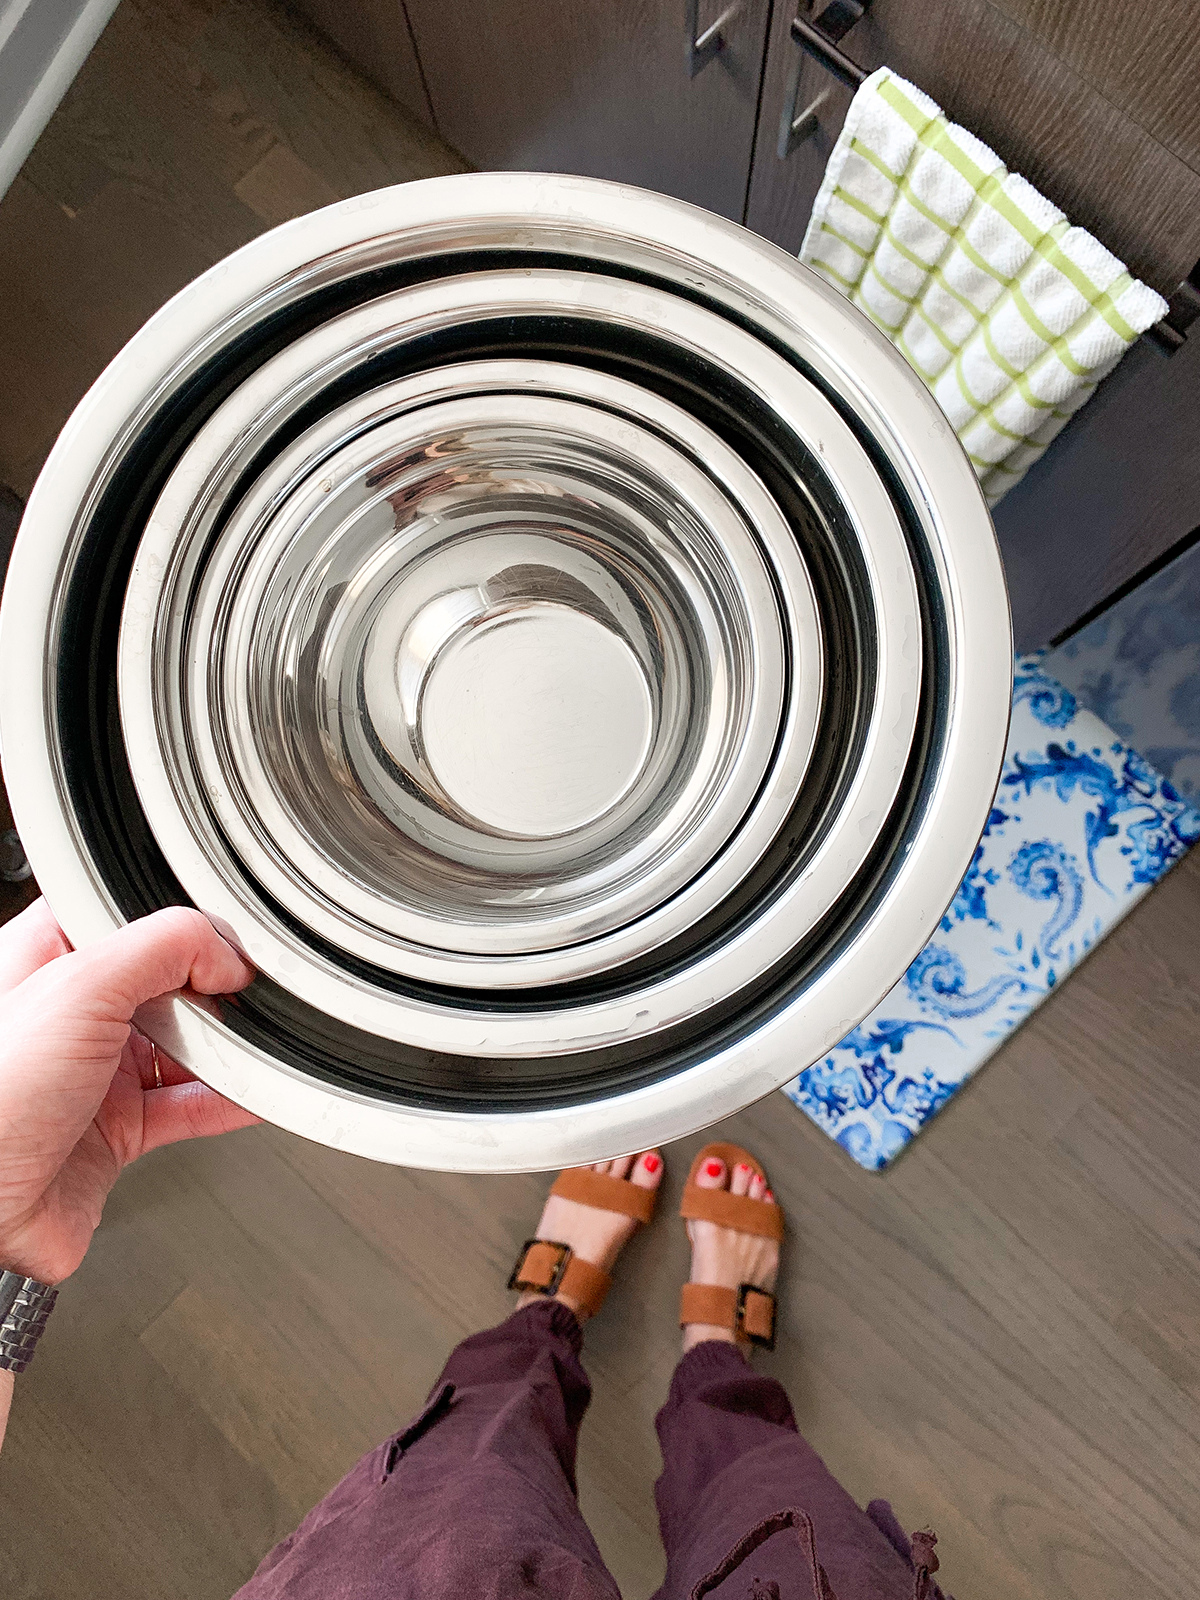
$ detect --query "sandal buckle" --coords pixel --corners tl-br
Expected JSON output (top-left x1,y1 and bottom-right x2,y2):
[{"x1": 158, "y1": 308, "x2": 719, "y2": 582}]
[
  {"x1": 735, "y1": 1283, "x2": 776, "y2": 1350},
  {"x1": 508, "y1": 1239, "x2": 573, "y2": 1295}
]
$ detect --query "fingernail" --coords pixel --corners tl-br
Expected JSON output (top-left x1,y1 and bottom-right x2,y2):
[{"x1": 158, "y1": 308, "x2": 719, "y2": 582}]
[
  {"x1": 704, "y1": 1159, "x2": 723, "y2": 1177},
  {"x1": 642, "y1": 1153, "x2": 660, "y2": 1173}
]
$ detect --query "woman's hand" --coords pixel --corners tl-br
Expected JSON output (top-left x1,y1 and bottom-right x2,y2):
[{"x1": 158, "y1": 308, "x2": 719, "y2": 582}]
[{"x1": 0, "y1": 899, "x2": 258, "y2": 1287}]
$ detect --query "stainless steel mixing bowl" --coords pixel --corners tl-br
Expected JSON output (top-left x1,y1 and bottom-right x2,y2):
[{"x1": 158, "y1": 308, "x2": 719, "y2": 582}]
[{"x1": 0, "y1": 172, "x2": 1011, "y2": 1170}]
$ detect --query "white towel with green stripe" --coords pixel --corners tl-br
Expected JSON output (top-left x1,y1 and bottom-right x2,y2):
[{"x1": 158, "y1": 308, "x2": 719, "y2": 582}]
[{"x1": 800, "y1": 67, "x2": 1167, "y2": 505}]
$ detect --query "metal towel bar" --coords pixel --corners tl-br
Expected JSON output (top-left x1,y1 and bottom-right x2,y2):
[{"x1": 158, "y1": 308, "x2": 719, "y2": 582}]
[
  {"x1": 791, "y1": 10, "x2": 869, "y2": 91},
  {"x1": 778, "y1": 2, "x2": 870, "y2": 158}
]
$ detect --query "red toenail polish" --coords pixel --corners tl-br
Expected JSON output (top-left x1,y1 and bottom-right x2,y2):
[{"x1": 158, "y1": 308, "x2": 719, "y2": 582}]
[
  {"x1": 643, "y1": 1154, "x2": 660, "y2": 1173},
  {"x1": 765, "y1": 1190, "x2": 775, "y2": 1202},
  {"x1": 704, "y1": 1160, "x2": 723, "y2": 1177}
]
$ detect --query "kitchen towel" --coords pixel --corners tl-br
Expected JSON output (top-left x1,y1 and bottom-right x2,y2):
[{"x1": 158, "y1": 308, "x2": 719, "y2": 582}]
[
  {"x1": 799, "y1": 67, "x2": 1168, "y2": 504},
  {"x1": 782, "y1": 652, "x2": 1200, "y2": 1170}
]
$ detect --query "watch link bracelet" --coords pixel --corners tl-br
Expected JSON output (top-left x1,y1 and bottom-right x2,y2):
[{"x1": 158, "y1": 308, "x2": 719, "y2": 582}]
[{"x1": 0, "y1": 1269, "x2": 58, "y2": 1373}]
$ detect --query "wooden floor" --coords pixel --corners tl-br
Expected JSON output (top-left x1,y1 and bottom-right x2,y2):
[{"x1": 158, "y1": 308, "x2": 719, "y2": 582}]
[
  {"x1": 3, "y1": 4, "x2": 1200, "y2": 1597},
  {"x1": 0, "y1": 0, "x2": 464, "y2": 497}
]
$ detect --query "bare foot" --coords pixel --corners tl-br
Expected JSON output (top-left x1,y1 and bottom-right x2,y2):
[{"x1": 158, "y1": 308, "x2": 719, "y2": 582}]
[
  {"x1": 518, "y1": 1152, "x2": 664, "y2": 1320},
  {"x1": 683, "y1": 1154, "x2": 780, "y2": 1354}
]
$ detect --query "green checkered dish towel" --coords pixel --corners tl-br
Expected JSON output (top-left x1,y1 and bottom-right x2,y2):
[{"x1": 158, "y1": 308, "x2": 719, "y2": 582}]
[{"x1": 800, "y1": 67, "x2": 1167, "y2": 505}]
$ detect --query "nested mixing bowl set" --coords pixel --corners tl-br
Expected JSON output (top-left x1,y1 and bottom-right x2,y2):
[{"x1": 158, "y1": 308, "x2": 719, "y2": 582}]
[{"x1": 0, "y1": 173, "x2": 1011, "y2": 1169}]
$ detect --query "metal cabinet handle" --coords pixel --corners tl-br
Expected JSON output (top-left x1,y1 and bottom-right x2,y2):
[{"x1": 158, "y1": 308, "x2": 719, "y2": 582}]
[
  {"x1": 778, "y1": 1, "x2": 871, "y2": 158},
  {"x1": 686, "y1": 0, "x2": 741, "y2": 77}
]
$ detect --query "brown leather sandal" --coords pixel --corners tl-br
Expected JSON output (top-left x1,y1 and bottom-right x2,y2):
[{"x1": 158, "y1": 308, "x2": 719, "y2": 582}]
[
  {"x1": 507, "y1": 1165, "x2": 659, "y2": 1318},
  {"x1": 679, "y1": 1142, "x2": 784, "y2": 1349}
]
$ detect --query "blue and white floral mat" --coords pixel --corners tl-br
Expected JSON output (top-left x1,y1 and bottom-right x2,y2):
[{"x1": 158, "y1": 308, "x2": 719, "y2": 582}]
[{"x1": 783, "y1": 639, "x2": 1200, "y2": 1170}]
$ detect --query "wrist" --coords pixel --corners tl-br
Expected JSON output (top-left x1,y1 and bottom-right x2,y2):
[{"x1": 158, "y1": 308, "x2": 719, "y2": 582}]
[
  {"x1": 0, "y1": 1213, "x2": 47, "y2": 1284},
  {"x1": 0, "y1": 1213, "x2": 74, "y2": 1287}
]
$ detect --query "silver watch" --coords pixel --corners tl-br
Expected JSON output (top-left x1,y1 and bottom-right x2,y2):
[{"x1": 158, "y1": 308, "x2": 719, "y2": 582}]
[{"x1": 0, "y1": 1269, "x2": 58, "y2": 1373}]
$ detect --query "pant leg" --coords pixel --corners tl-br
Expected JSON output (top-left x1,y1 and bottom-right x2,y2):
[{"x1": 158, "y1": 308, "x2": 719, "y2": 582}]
[
  {"x1": 649, "y1": 1342, "x2": 944, "y2": 1600},
  {"x1": 235, "y1": 1300, "x2": 620, "y2": 1600}
]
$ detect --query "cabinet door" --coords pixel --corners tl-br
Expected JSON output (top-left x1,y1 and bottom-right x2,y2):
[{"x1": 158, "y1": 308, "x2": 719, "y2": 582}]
[
  {"x1": 402, "y1": 0, "x2": 771, "y2": 222},
  {"x1": 288, "y1": 0, "x2": 435, "y2": 129},
  {"x1": 746, "y1": 0, "x2": 1200, "y2": 297},
  {"x1": 993, "y1": 328, "x2": 1200, "y2": 651},
  {"x1": 746, "y1": 0, "x2": 1200, "y2": 645}
]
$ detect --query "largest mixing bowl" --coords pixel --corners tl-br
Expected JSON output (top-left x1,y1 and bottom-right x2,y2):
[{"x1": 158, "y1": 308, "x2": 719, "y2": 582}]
[{"x1": 0, "y1": 172, "x2": 1011, "y2": 1170}]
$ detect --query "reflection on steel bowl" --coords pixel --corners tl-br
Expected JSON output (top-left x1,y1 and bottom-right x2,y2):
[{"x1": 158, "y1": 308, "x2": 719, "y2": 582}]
[{"x1": 0, "y1": 173, "x2": 1011, "y2": 1171}]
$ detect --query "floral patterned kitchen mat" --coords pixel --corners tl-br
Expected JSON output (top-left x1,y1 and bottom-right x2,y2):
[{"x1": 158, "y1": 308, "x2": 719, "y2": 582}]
[{"x1": 782, "y1": 652, "x2": 1200, "y2": 1170}]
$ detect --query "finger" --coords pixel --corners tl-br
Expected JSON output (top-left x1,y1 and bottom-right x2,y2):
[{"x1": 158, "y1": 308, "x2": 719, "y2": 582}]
[
  {"x1": 140, "y1": 1079, "x2": 261, "y2": 1153},
  {"x1": 0, "y1": 897, "x2": 72, "y2": 997},
  {"x1": 60, "y1": 907, "x2": 256, "y2": 1023}
]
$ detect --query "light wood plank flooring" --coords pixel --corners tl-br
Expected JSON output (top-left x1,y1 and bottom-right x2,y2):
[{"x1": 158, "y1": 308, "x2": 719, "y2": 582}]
[{"x1": 2, "y1": 4, "x2": 1200, "y2": 1597}]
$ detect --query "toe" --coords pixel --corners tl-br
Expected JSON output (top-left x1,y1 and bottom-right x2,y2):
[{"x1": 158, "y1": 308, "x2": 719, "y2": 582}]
[
  {"x1": 592, "y1": 1161, "x2": 610, "y2": 1173},
  {"x1": 631, "y1": 1150, "x2": 663, "y2": 1189},
  {"x1": 748, "y1": 1170, "x2": 766, "y2": 1200},
  {"x1": 730, "y1": 1161, "x2": 752, "y2": 1196},
  {"x1": 696, "y1": 1154, "x2": 728, "y2": 1190},
  {"x1": 608, "y1": 1154, "x2": 634, "y2": 1180}
]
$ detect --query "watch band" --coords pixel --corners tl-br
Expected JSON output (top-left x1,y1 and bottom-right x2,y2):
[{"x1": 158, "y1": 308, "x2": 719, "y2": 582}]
[{"x1": 0, "y1": 1269, "x2": 58, "y2": 1373}]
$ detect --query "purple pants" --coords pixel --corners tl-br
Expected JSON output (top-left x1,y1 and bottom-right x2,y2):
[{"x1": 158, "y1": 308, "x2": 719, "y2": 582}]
[{"x1": 235, "y1": 1301, "x2": 946, "y2": 1599}]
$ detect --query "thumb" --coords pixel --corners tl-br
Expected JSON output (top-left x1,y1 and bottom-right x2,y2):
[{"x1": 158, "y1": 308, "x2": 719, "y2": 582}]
[{"x1": 64, "y1": 906, "x2": 256, "y2": 1022}]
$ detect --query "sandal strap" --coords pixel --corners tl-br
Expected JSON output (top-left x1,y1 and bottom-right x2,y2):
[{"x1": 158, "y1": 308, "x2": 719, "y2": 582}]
[
  {"x1": 559, "y1": 1255, "x2": 610, "y2": 1316},
  {"x1": 679, "y1": 1143, "x2": 785, "y2": 1242},
  {"x1": 551, "y1": 1166, "x2": 657, "y2": 1223},
  {"x1": 679, "y1": 1282, "x2": 777, "y2": 1348},
  {"x1": 679, "y1": 1185, "x2": 785, "y2": 1241},
  {"x1": 509, "y1": 1240, "x2": 612, "y2": 1317}
]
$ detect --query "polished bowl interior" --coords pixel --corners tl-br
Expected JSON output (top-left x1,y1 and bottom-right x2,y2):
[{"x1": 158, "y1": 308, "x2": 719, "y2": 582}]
[
  {"x1": 183, "y1": 385, "x2": 799, "y2": 961},
  {"x1": 0, "y1": 173, "x2": 1012, "y2": 1170}
]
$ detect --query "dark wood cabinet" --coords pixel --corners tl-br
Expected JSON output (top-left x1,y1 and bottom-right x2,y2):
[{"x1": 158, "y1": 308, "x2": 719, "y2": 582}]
[
  {"x1": 741, "y1": 0, "x2": 1200, "y2": 648},
  {"x1": 288, "y1": 0, "x2": 434, "y2": 128},
  {"x1": 747, "y1": 0, "x2": 1200, "y2": 297},
  {"x1": 401, "y1": 0, "x2": 773, "y2": 223},
  {"x1": 287, "y1": 0, "x2": 1200, "y2": 645},
  {"x1": 291, "y1": 0, "x2": 1200, "y2": 298},
  {"x1": 993, "y1": 310, "x2": 1200, "y2": 650}
]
